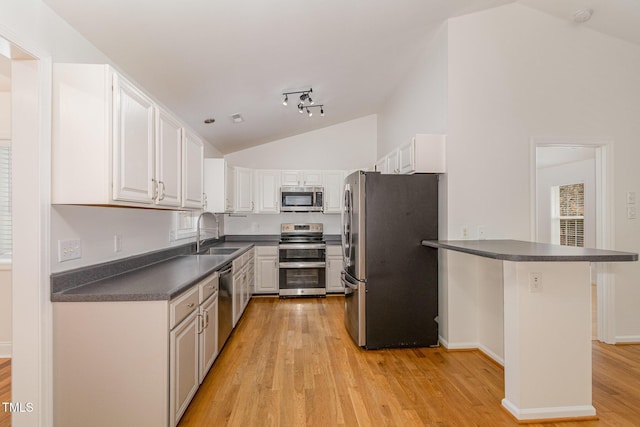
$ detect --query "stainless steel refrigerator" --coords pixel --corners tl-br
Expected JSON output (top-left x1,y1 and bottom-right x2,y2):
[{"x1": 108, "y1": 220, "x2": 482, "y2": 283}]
[{"x1": 341, "y1": 171, "x2": 439, "y2": 349}]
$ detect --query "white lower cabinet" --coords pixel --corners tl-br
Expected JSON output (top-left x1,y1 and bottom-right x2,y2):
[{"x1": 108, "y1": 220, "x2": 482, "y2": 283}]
[
  {"x1": 326, "y1": 245, "x2": 344, "y2": 293},
  {"x1": 255, "y1": 246, "x2": 278, "y2": 294},
  {"x1": 53, "y1": 270, "x2": 222, "y2": 427},
  {"x1": 232, "y1": 248, "x2": 255, "y2": 326},
  {"x1": 170, "y1": 308, "x2": 199, "y2": 426}
]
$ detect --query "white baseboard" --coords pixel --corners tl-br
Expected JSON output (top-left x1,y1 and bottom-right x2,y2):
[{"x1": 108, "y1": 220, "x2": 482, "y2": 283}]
[
  {"x1": 615, "y1": 335, "x2": 640, "y2": 344},
  {"x1": 0, "y1": 341, "x2": 11, "y2": 358},
  {"x1": 478, "y1": 344, "x2": 504, "y2": 366},
  {"x1": 438, "y1": 337, "x2": 504, "y2": 366},
  {"x1": 502, "y1": 398, "x2": 596, "y2": 421}
]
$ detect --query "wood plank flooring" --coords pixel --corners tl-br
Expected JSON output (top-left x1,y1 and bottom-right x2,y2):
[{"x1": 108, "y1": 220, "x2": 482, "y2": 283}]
[
  {"x1": 0, "y1": 358, "x2": 10, "y2": 427},
  {"x1": 179, "y1": 296, "x2": 640, "y2": 426}
]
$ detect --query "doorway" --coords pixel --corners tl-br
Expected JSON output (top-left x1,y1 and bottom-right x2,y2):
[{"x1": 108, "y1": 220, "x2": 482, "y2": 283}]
[
  {"x1": 0, "y1": 33, "x2": 52, "y2": 427},
  {"x1": 531, "y1": 137, "x2": 614, "y2": 343}
]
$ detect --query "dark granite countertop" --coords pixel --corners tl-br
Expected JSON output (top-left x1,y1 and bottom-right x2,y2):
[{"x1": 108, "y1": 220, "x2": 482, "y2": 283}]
[
  {"x1": 52, "y1": 242, "x2": 254, "y2": 302},
  {"x1": 422, "y1": 239, "x2": 638, "y2": 262}
]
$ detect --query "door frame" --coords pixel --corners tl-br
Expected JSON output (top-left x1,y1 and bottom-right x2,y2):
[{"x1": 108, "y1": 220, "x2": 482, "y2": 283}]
[
  {"x1": 530, "y1": 137, "x2": 615, "y2": 343},
  {"x1": 0, "y1": 25, "x2": 53, "y2": 426}
]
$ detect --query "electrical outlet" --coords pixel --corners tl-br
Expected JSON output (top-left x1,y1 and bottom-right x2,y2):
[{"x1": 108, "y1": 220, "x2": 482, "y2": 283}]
[
  {"x1": 58, "y1": 239, "x2": 81, "y2": 262},
  {"x1": 529, "y1": 272, "x2": 542, "y2": 292},
  {"x1": 461, "y1": 226, "x2": 469, "y2": 239},
  {"x1": 627, "y1": 191, "x2": 636, "y2": 205},
  {"x1": 478, "y1": 226, "x2": 486, "y2": 239}
]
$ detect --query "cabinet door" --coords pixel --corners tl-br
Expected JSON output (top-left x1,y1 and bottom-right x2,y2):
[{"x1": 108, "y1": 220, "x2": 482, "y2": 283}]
[
  {"x1": 375, "y1": 157, "x2": 387, "y2": 173},
  {"x1": 234, "y1": 167, "x2": 254, "y2": 212},
  {"x1": 281, "y1": 170, "x2": 301, "y2": 186},
  {"x1": 112, "y1": 74, "x2": 155, "y2": 203},
  {"x1": 226, "y1": 164, "x2": 235, "y2": 212},
  {"x1": 302, "y1": 171, "x2": 323, "y2": 186},
  {"x1": 386, "y1": 149, "x2": 400, "y2": 174},
  {"x1": 199, "y1": 294, "x2": 218, "y2": 384},
  {"x1": 182, "y1": 131, "x2": 204, "y2": 208},
  {"x1": 170, "y1": 310, "x2": 199, "y2": 427},
  {"x1": 326, "y1": 255, "x2": 344, "y2": 293},
  {"x1": 255, "y1": 256, "x2": 278, "y2": 294},
  {"x1": 232, "y1": 272, "x2": 242, "y2": 327},
  {"x1": 156, "y1": 109, "x2": 182, "y2": 207},
  {"x1": 323, "y1": 171, "x2": 345, "y2": 213},
  {"x1": 398, "y1": 141, "x2": 415, "y2": 174},
  {"x1": 256, "y1": 170, "x2": 280, "y2": 213}
]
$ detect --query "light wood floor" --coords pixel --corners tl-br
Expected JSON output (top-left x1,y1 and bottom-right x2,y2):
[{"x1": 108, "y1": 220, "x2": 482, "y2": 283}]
[
  {"x1": 0, "y1": 358, "x2": 10, "y2": 427},
  {"x1": 178, "y1": 296, "x2": 640, "y2": 426}
]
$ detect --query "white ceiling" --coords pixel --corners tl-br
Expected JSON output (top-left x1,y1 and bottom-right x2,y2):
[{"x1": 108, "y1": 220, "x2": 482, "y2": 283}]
[
  {"x1": 42, "y1": 0, "x2": 640, "y2": 154},
  {"x1": 536, "y1": 146, "x2": 595, "y2": 169}
]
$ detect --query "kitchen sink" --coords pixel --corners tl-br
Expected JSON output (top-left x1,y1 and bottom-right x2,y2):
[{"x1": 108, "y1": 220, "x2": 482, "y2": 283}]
[{"x1": 206, "y1": 247, "x2": 241, "y2": 255}]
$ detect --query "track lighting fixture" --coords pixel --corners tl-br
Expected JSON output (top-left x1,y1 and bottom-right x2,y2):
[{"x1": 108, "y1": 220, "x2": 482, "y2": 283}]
[
  {"x1": 282, "y1": 87, "x2": 324, "y2": 118},
  {"x1": 303, "y1": 104, "x2": 324, "y2": 117}
]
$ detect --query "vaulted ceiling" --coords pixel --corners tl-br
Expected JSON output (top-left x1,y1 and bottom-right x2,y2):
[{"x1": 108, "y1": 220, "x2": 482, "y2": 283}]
[{"x1": 42, "y1": 0, "x2": 640, "y2": 154}]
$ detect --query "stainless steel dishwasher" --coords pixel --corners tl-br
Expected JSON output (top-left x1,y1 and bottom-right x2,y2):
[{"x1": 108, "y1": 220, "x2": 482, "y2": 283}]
[{"x1": 217, "y1": 263, "x2": 233, "y2": 353}]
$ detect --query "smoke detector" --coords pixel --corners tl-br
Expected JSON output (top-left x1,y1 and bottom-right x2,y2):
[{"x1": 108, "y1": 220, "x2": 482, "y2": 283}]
[{"x1": 571, "y1": 8, "x2": 593, "y2": 24}]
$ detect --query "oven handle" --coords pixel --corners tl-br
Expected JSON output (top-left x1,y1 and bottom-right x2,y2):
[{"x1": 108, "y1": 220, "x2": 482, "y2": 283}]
[
  {"x1": 278, "y1": 243, "x2": 326, "y2": 250},
  {"x1": 278, "y1": 262, "x2": 326, "y2": 268}
]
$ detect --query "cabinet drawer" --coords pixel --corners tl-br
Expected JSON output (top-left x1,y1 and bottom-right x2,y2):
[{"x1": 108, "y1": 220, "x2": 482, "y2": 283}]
[
  {"x1": 170, "y1": 286, "x2": 199, "y2": 329},
  {"x1": 198, "y1": 272, "x2": 219, "y2": 303}
]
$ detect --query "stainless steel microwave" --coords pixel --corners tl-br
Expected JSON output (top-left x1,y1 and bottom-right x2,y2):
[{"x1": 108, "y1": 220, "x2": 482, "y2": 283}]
[{"x1": 280, "y1": 187, "x2": 324, "y2": 212}]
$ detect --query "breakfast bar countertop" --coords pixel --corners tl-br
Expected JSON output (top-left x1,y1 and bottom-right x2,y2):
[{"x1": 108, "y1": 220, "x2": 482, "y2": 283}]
[{"x1": 421, "y1": 239, "x2": 638, "y2": 262}]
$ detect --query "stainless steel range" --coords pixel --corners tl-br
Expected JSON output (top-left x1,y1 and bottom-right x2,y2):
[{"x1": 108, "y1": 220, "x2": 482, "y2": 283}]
[{"x1": 278, "y1": 223, "x2": 326, "y2": 297}]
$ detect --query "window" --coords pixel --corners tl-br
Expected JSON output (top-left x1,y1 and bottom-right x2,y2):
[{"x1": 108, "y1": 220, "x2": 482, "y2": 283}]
[
  {"x1": 0, "y1": 141, "x2": 10, "y2": 260},
  {"x1": 171, "y1": 211, "x2": 198, "y2": 241},
  {"x1": 558, "y1": 183, "x2": 584, "y2": 247}
]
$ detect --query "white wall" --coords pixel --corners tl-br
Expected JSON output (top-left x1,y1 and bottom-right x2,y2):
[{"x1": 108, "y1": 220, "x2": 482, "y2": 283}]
[
  {"x1": 225, "y1": 114, "x2": 377, "y2": 170},
  {"x1": 0, "y1": 269, "x2": 10, "y2": 357},
  {"x1": 377, "y1": 25, "x2": 448, "y2": 157},
  {"x1": 445, "y1": 3, "x2": 640, "y2": 343},
  {"x1": 536, "y1": 158, "x2": 596, "y2": 247},
  {"x1": 50, "y1": 206, "x2": 181, "y2": 273},
  {"x1": 224, "y1": 212, "x2": 340, "y2": 236}
]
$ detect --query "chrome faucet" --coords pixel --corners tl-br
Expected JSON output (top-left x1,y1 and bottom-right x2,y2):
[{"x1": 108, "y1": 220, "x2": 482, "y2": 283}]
[{"x1": 196, "y1": 211, "x2": 219, "y2": 254}]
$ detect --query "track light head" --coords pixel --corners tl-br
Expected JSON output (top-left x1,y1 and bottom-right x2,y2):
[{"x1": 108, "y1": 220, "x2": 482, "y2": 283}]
[
  {"x1": 320, "y1": 107, "x2": 324, "y2": 116},
  {"x1": 308, "y1": 96, "x2": 314, "y2": 105},
  {"x1": 307, "y1": 107, "x2": 312, "y2": 117},
  {"x1": 298, "y1": 103, "x2": 304, "y2": 113},
  {"x1": 282, "y1": 94, "x2": 288, "y2": 106}
]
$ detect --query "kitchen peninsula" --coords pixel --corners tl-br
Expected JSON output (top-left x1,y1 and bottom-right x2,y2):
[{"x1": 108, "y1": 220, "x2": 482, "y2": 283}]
[{"x1": 422, "y1": 239, "x2": 637, "y2": 422}]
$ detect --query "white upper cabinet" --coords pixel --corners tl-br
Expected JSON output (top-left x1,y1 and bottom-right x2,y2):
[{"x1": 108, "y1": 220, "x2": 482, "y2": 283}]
[
  {"x1": 255, "y1": 170, "x2": 280, "y2": 213},
  {"x1": 376, "y1": 134, "x2": 446, "y2": 175},
  {"x1": 399, "y1": 134, "x2": 446, "y2": 174},
  {"x1": 234, "y1": 167, "x2": 254, "y2": 212},
  {"x1": 323, "y1": 171, "x2": 345, "y2": 214},
  {"x1": 280, "y1": 170, "x2": 323, "y2": 187},
  {"x1": 112, "y1": 73, "x2": 155, "y2": 204},
  {"x1": 386, "y1": 149, "x2": 400, "y2": 174},
  {"x1": 155, "y1": 108, "x2": 183, "y2": 207},
  {"x1": 52, "y1": 63, "x2": 205, "y2": 209},
  {"x1": 182, "y1": 131, "x2": 204, "y2": 209}
]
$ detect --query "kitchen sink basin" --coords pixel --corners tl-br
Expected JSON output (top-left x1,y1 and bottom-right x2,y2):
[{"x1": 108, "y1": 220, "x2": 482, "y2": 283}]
[{"x1": 206, "y1": 247, "x2": 241, "y2": 255}]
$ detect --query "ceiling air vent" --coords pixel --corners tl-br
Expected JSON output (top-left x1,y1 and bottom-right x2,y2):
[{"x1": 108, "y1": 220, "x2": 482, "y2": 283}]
[{"x1": 230, "y1": 113, "x2": 244, "y2": 124}]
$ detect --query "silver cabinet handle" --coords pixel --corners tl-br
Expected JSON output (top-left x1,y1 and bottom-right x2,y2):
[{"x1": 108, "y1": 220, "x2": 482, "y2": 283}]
[
  {"x1": 197, "y1": 313, "x2": 204, "y2": 334},
  {"x1": 158, "y1": 181, "x2": 166, "y2": 201},
  {"x1": 151, "y1": 178, "x2": 158, "y2": 200}
]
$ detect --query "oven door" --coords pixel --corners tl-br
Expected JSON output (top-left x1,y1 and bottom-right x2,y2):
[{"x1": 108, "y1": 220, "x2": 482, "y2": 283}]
[{"x1": 278, "y1": 262, "x2": 326, "y2": 297}]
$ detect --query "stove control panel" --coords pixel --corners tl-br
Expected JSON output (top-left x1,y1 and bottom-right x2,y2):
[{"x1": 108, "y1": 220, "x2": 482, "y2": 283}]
[{"x1": 280, "y1": 223, "x2": 323, "y2": 234}]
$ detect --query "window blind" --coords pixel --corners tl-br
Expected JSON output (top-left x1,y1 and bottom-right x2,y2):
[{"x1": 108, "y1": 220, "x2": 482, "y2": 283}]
[
  {"x1": 559, "y1": 183, "x2": 584, "y2": 248},
  {"x1": 0, "y1": 143, "x2": 11, "y2": 258}
]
